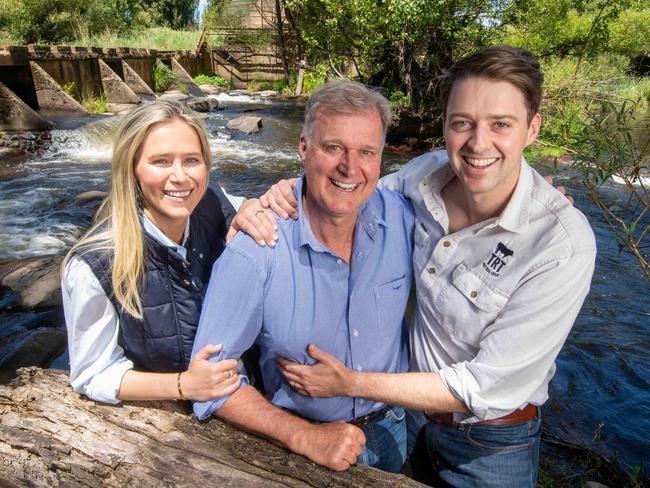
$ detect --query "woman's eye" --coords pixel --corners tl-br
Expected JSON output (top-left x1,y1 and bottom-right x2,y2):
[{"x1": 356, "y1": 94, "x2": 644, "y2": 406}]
[
  {"x1": 152, "y1": 159, "x2": 168, "y2": 166},
  {"x1": 185, "y1": 157, "x2": 202, "y2": 165}
]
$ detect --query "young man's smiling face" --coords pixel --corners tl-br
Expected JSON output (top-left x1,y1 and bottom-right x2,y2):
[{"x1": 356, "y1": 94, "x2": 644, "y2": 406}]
[
  {"x1": 444, "y1": 77, "x2": 541, "y2": 206},
  {"x1": 299, "y1": 109, "x2": 383, "y2": 225}
]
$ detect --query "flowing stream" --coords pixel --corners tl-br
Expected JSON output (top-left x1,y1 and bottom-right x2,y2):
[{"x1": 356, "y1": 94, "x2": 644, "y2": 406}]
[{"x1": 0, "y1": 92, "x2": 648, "y2": 475}]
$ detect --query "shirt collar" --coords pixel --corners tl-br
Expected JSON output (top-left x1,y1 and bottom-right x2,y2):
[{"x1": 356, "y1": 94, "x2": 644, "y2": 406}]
[
  {"x1": 419, "y1": 155, "x2": 533, "y2": 234},
  {"x1": 293, "y1": 175, "x2": 385, "y2": 252},
  {"x1": 494, "y1": 159, "x2": 532, "y2": 233},
  {"x1": 141, "y1": 212, "x2": 190, "y2": 258}
]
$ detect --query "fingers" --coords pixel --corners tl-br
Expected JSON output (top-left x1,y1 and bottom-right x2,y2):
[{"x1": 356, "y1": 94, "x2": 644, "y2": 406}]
[
  {"x1": 544, "y1": 175, "x2": 554, "y2": 186},
  {"x1": 194, "y1": 343, "x2": 223, "y2": 361},
  {"x1": 226, "y1": 225, "x2": 238, "y2": 243},
  {"x1": 214, "y1": 358, "x2": 238, "y2": 371},
  {"x1": 307, "y1": 344, "x2": 335, "y2": 363},
  {"x1": 262, "y1": 179, "x2": 299, "y2": 219}
]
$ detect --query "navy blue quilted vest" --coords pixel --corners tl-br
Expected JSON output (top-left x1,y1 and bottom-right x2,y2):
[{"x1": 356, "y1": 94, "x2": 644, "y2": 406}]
[{"x1": 79, "y1": 185, "x2": 234, "y2": 372}]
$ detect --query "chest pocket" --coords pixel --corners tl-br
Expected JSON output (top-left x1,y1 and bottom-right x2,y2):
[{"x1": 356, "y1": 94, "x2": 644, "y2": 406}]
[
  {"x1": 433, "y1": 262, "x2": 509, "y2": 346},
  {"x1": 374, "y1": 275, "x2": 409, "y2": 340}
]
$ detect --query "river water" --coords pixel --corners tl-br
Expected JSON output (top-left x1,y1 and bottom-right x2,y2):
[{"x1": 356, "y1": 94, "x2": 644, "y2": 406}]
[{"x1": 0, "y1": 93, "x2": 648, "y2": 475}]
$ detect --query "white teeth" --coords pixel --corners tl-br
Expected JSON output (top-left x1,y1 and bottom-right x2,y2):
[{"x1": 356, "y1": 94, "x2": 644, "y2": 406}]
[
  {"x1": 165, "y1": 190, "x2": 191, "y2": 198},
  {"x1": 465, "y1": 157, "x2": 499, "y2": 167},
  {"x1": 331, "y1": 179, "x2": 359, "y2": 191}
]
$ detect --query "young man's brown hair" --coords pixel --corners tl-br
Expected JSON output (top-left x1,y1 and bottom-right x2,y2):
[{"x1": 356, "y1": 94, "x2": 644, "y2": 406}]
[{"x1": 439, "y1": 45, "x2": 544, "y2": 124}]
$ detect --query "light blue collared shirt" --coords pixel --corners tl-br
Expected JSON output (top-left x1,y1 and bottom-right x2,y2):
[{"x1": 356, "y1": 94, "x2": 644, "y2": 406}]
[{"x1": 192, "y1": 177, "x2": 415, "y2": 422}]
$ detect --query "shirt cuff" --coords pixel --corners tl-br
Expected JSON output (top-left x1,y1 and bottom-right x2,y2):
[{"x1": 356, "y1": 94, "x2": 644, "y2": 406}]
[
  {"x1": 193, "y1": 376, "x2": 249, "y2": 421},
  {"x1": 439, "y1": 363, "x2": 489, "y2": 421},
  {"x1": 84, "y1": 359, "x2": 133, "y2": 404}
]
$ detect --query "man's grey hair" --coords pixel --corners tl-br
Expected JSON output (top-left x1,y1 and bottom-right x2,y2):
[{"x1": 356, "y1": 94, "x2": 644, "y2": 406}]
[{"x1": 303, "y1": 80, "x2": 392, "y2": 144}]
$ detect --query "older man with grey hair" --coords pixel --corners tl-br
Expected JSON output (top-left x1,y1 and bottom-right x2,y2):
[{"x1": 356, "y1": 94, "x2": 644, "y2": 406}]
[{"x1": 191, "y1": 80, "x2": 416, "y2": 472}]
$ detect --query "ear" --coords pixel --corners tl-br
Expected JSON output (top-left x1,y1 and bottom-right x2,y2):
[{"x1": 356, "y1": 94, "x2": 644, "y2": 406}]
[
  {"x1": 525, "y1": 113, "x2": 542, "y2": 146},
  {"x1": 298, "y1": 134, "x2": 307, "y2": 166}
]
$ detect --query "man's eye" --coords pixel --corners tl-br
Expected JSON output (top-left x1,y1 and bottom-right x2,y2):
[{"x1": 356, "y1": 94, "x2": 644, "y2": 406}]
[
  {"x1": 360, "y1": 150, "x2": 374, "y2": 157},
  {"x1": 495, "y1": 122, "x2": 511, "y2": 129},
  {"x1": 451, "y1": 120, "x2": 470, "y2": 129},
  {"x1": 325, "y1": 145, "x2": 341, "y2": 153}
]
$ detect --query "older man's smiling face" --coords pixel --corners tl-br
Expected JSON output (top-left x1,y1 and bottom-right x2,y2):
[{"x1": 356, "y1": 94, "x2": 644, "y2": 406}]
[{"x1": 299, "y1": 109, "x2": 383, "y2": 225}]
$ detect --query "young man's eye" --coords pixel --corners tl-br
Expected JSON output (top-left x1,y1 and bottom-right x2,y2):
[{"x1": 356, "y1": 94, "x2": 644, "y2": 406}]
[{"x1": 451, "y1": 120, "x2": 470, "y2": 130}]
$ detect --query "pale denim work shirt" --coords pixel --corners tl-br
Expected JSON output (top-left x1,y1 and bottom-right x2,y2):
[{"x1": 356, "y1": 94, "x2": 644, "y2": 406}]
[
  {"x1": 381, "y1": 150, "x2": 597, "y2": 422},
  {"x1": 63, "y1": 190, "x2": 244, "y2": 404},
  {"x1": 193, "y1": 176, "x2": 415, "y2": 422}
]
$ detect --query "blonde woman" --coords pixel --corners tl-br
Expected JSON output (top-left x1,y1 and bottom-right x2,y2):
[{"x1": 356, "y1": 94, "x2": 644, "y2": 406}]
[{"x1": 62, "y1": 100, "x2": 242, "y2": 403}]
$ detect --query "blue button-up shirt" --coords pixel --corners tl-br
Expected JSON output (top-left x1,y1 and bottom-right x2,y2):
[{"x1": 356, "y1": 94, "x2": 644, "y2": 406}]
[{"x1": 192, "y1": 177, "x2": 415, "y2": 422}]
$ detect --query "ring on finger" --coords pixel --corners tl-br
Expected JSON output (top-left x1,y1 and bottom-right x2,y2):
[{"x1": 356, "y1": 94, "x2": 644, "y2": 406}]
[
  {"x1": 254, "y1": 208, "x2": 265, "y2": 215},
  {"x1": 228, "y1": 371, "x2": 234, "y2": 378}
]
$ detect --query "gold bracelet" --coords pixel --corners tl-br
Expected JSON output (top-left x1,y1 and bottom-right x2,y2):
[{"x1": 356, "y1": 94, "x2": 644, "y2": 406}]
[{"x1": 177, "y1": 372, "x2": 186, "y2": 401}]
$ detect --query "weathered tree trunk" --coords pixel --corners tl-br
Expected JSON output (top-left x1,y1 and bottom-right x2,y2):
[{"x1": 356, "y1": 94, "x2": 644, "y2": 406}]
[{"x1": 0, "y1": 368, "x2": 425, "y2": 487}]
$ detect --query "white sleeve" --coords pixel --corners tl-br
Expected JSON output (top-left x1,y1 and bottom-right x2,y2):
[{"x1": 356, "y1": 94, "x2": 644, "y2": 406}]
[
  {"x1": 62, "y1": 257, "x2": 133, "y2": 404},
  {"x1": 220, "y1": 187, "x2": 246, "y2": 211}
]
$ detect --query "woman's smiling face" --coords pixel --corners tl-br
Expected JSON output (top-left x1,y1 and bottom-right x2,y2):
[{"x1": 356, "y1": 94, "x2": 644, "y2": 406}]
[{"x1": 134, "y1": 118, "x2": 208, "y2": 242}]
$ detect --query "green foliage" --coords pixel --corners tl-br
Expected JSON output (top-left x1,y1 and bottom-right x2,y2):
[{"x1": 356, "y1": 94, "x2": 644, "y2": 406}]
[
  {"x1": 81, "y1": 91, "x2": 110, "y2": 113},
  {"x1": 573, "y1": 98, "x2": 650, "y2": 280},
  {"x1": 152, "y1": 62, "x2": 178, "y2": 92},
  {"x1": 71, "y1": 27, "x2": 202, "y2": 50},
  {"x1": 63, "y1": 81, "x2": 77, "y2": 97},
  {"x1": 193, "y1": 74, "x2": 231, "y2": 88},
  {"x1": 146, "y1": 0, "x2": 199, "y2": 29},
  {"x1": 247, "y1": 79, "x2": 289, "y2": 93}
]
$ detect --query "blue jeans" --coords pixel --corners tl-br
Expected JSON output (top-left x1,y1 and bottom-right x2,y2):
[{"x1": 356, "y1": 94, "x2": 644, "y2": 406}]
[
  {"x1": 357, "y1": 405, "x2": 407, "y2": 473},
  {"x1": 407, "y1": 409, "x2": 541, "y2": 487}
]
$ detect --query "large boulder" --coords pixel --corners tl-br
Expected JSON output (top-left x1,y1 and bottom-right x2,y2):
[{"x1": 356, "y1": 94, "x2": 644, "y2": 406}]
[
  {"x1": 227, "y1": 116, "x2": 263, "y2": 135},
  {"x1": 0, "y1": 255, "x2": 63, "y2": 311},
  {"x1": 186, "y1": 97, "x2": 219, "y2": 113}
]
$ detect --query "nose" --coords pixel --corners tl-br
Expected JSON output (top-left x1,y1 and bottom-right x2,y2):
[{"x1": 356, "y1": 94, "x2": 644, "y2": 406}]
[
  {"x1": 466, "y1": 124, "x2": 490, "y2": 154},
  {"x1": 169, "y1": 160, "x2": 188, "y2": 183},
  {"x1": 337, "y1": 149, "x2": 360, "y2": 177}
]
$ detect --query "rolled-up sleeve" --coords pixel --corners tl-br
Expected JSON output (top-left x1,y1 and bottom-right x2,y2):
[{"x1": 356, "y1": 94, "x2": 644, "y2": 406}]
[
  {"x1": 440, "y1": 249, "x2": 596, "y2": 420},
  {"x1": 63, "y1": 257, "x2": 133, "y2": 404},
  {"x1": 192, "y1": 239, "x2": 267, "y2": 420}
]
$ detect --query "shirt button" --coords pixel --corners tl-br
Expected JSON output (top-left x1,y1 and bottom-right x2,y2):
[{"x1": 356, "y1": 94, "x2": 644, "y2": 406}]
[
  {"x1": 427, "y1": 267, "x2": 436, "y2": 274},
  {"x1": 356, "y1": 365, "x2": 363, "y2": 371},
  {"x1": 470, "y1": 291, "x2": 478, "y2": 298},
  {"x1": 183, "y1": 279, "x2": 191, "y2": 286},
  {"x1": 337, "y1": 258, "x2": 343, "y2": 264},
  {"x1": 443, "y1": 240, "x2": 451, "y2": 247},
  {"x1": 359, "y1": 399, "x2": 365, "y2": 404},
  {"x1": 353, "y1": 329, "x2": 359, "y2": 337},
  {"x1": 199, "y1": 253, "x2": 204, "y2": 259}
]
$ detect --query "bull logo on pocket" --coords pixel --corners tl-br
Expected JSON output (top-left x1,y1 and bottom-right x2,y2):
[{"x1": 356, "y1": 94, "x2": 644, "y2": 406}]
[{"x1": 482, "y1": 242, "x2": 514, "y2": 277}]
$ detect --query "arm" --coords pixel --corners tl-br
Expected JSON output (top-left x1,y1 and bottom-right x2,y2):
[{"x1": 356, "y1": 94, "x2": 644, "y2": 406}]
[
  {"x1": 278, "y1": 344, "x2": 467, "y2": 414},
  {"x1": 63, "y1": 257, "x2": 239, "y2": 403},
  {"x1": 217, "y1": 384, "x2": 366, "y2": 471}
]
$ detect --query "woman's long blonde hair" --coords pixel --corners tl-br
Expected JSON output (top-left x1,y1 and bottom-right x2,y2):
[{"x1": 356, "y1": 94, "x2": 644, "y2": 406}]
[{"x1": 64, "y1": 100, "x2": 213, "y2": 319}]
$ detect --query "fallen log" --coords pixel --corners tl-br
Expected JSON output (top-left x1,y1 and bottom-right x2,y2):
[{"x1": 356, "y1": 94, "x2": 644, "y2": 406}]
[{"x1": 0, "y1": 368, "x2": 425, "y2": 487}]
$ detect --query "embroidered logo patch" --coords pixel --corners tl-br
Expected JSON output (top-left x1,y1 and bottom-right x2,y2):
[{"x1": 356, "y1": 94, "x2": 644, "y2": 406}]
[{"x1": 482, "y1": 242, "x2": 513, "y2": 277}]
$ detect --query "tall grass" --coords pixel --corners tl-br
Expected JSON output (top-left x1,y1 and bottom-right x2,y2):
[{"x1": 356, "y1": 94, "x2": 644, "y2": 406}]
[{"x1": 68, "y1": 27, "x2": 203, "y2": 51}]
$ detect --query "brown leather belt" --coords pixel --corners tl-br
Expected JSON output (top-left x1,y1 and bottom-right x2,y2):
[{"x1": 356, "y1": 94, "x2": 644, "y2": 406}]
[
  {"x1": 430, "y1": 404, "x2": 538, "y2": 427},
  {"x1": 349, "y1": 405, "x2": 392, "y2": 427}
]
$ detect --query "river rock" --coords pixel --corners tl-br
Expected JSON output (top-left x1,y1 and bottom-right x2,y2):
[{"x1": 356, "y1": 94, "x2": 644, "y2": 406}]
[
  {"x1": 158, "y1": 91, "x2": 191, "y2": 102},
  {"x1": 0, "y1": 255, "x2": 63, "y2": 311},
  {"x1": 62, "y1": 190, "x2": 107, "y2": 209},
  {"x1": 185, "y1": 97, "x2": 219, "y2": 113},
  {"x1": 198, "y1": 84, "x2": 228, "y2": 95},
  {"x1": 227, "y1": 116, "x2": 263, "y2": 134},
  {"x1": 0, "y1": 328, "x2": 67, "y2": 379},
  {"x1": 256, "y1": 90, "x2": 279, "y2": 97}
]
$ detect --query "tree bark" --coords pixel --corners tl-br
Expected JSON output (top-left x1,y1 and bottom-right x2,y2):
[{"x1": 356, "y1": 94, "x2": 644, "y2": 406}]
[{"x1": 0, "y1": 368, "x2": 425, "y2": 487}]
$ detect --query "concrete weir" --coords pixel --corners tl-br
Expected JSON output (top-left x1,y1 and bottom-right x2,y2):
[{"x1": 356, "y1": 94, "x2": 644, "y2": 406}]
[
  {"x1": 0, "y1": 80, "x2": 50, "y2": 131},
  {"x1": 29, "y1": 61, "x2": 87, "y2": 113}
]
